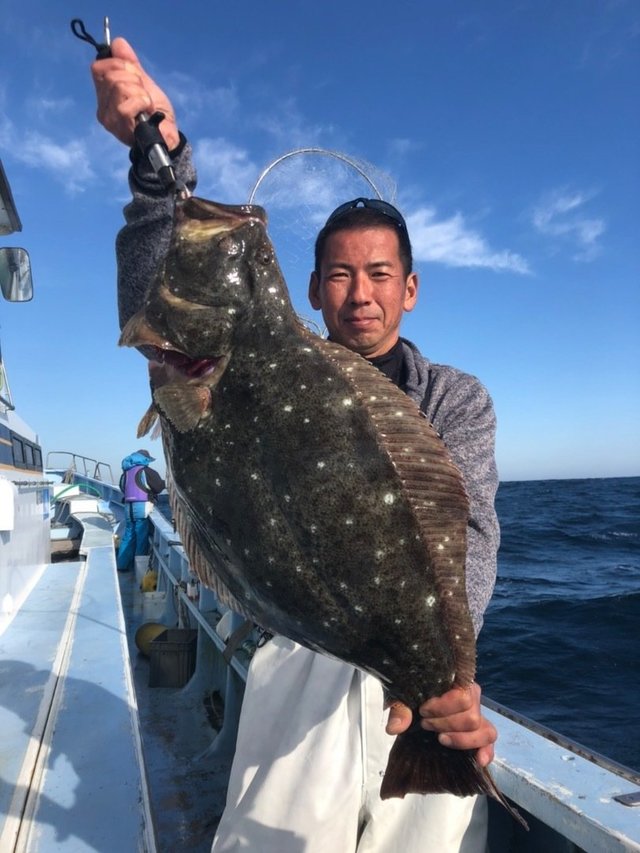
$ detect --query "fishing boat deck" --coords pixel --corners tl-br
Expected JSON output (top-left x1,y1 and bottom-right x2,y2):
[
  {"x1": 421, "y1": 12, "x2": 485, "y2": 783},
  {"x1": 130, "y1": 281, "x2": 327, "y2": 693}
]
[
  {"x1": 0, "y1": 514, "x2": 154, "y2": 852},
  {"x1": 1, "y1": 481, "x2": 639, "y2": 852}
]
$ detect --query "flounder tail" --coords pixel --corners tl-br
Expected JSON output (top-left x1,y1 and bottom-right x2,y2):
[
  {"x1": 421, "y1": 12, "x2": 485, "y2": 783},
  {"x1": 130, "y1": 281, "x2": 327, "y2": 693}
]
[{"x1": 380, "y1": 727, "x2": 528, "y2": 830}]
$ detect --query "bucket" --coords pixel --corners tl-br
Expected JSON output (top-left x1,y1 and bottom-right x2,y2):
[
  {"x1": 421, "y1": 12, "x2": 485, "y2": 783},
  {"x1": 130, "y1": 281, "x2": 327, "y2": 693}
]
[
  {"x1": 142, "y1": 590, "x2": 166, "y2": 622},
  {"x1": 135, "y1": 555, "x2": 150, "y2": 586},
  {"x1": 149, "y1": 629, "x2": 198, "y2": 688}
]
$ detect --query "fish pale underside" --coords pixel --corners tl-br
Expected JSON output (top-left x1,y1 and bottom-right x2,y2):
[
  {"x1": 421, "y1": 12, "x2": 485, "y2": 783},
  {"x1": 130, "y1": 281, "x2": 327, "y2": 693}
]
[{"x1": 120, "y1": 195, "x2": 526, "y2": 828}]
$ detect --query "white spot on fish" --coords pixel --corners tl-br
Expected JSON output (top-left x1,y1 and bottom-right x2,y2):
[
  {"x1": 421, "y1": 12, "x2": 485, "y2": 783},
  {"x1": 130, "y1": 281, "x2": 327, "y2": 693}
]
[
  {"x1": 300, "y1": 384, "x2": 307, "y2": 390},
  {"x1": 251, "y1": 473, "x2": 259, "y2": 480},
  {"x1": 268, "y1": 558, "x2": 275, "y2": 565},
  {"x1": 375, "y1": 550, "x2": 385, "y2": 560},
  {"x1": 394, "y1": 618, "x2": 403, "y2": 625},
  {"x1": 342, "y1": 398, "x2": 353, "y2": 407},
  {"x1": 224, "y1": 423, "x2": 231, "y2": 430},
  {"x1": 227, "y1": 307, "x2": 236, "y2": 315},
  {"x1": 269, "y1": 518, "x2": 277, "y2": 526},
  {"x1": 268, "y1": 286, "x2": 277, "y2": 294},
  {"x1": 303, "y1": 347, "x2": 312, "y2": 353},
  {"x1": 269, "y1": 362, "x2": 278, "y2": 369},
  {"x1": 295, "y1": 565, "x2": 302, "y2": 573},
  {"x1": 310, "y1": 525, "x2": 317, "y2": 533},
  {"x1": 426, "y1": 595, "x2": 436, "y2": 607},
  {"x1": 374, "y1": 576, "x2": 381, "y2": 585},
  {"x1": 304, "y1": 417, "x2": 310, "y2": 424},
  {"x1": 412, "y1": 643, "x2": 419, "y2": 651},
  {"x1": 284, "y1": 405, "x2": 293, "y2": 412},
  {"x1": 383, "y1": 493, "x2": 395, "y2": 505},
  {"x1": 284, "y1": 494, "x2": 291, "y2": 502},
  {"x1": 215, "y1": 478, "x2": 221, "y2": 487},
  {"x1": 345, "y1": 518, "x2": 354, "y2": 526},
  {"x1": 244, "y1": 549, "x2": 250, "y2": 556},
  {"x1": 437, "y1": 543, "x2": 445, "y2": 551},
  {"x1": 340, "y1": 582, "x2": 348, "y2": 590},
  {"x1": 370, "y1": 395, "x2": 377, "y2": 401},
  {"x1": 394, "y1": 410, "x2": 404, "y2": 417},
  {"x1": 317, "y1": 461, "x2": 326, "y2": 469},
  {"x1": 249, "y1": 352, "x2": 256, "y2": 358},
  {"x1": 354, "y1": 605, "x2": 363, "y2": 612}
]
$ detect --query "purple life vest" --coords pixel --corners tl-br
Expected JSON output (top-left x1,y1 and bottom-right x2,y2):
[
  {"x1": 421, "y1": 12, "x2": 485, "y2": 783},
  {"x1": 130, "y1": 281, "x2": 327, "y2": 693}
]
[{"x1": 122, "y1": 465, "x2": 149, "y2": 502}]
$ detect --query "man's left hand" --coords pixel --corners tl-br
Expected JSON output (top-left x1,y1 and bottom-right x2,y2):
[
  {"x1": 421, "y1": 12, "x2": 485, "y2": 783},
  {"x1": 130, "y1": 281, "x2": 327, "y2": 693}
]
[{"x1": 386, "y1": 682, "x2": 496, "y2": 767}]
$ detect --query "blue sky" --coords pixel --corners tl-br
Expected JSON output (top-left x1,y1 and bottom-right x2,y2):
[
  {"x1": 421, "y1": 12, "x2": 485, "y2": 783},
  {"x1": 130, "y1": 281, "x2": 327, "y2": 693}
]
[{"x1": 0, "y1": 0, "x2": 638, "y2": 482}]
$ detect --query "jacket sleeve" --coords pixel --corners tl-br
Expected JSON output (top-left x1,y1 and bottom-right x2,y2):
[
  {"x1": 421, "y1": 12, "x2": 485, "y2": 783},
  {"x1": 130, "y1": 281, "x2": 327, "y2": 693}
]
[
  {"x1": 426, "y1": 370, "x2": 500, "y2": 636},
  {"x1": 115, "y1": 136, "x2": 197, "y2": 331},
  {"x1": 145, "y1": 467, "x2": 166, "y2": 497}
]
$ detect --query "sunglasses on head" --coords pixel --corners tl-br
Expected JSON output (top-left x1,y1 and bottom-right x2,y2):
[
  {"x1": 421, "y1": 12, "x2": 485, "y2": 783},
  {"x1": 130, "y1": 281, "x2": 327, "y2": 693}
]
[{"x1": 324, "y1": 197, "x2": 407, "y2": 230}]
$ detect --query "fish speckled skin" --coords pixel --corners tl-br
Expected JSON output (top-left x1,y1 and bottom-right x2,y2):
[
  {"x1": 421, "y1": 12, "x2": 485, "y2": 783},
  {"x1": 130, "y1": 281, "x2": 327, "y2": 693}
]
[{"x1": 121, "y1": 196, "x2": 518, "y2": 813}]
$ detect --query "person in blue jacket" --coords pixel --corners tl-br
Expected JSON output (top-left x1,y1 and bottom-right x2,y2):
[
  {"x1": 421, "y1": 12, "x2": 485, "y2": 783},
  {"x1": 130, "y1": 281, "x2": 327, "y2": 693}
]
[{"x1": 117, "y1": 449, "x2": 165, "y2": 572}]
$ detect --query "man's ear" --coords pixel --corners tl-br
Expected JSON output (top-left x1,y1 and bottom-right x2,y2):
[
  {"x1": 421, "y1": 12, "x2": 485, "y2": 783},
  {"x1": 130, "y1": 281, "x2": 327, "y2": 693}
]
[
  {"x1": 308, "y1": 270, "x2": 322, "y2": 310},
  {"x1": 403, "y1": 272, "x2": 418, "y2": 312}
]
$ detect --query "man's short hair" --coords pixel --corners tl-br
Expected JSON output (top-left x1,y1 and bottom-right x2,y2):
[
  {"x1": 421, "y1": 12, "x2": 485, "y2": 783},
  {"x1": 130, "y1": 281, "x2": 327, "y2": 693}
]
[{"x1": 314, "y1": 199, "x2": 413, "y2": 278}]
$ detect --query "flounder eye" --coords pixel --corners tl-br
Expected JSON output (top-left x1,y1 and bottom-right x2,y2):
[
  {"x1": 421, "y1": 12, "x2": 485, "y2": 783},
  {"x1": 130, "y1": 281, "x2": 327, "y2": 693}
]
[{"x1": 257, "y1": 246, "x2": 273, "y2": 265}]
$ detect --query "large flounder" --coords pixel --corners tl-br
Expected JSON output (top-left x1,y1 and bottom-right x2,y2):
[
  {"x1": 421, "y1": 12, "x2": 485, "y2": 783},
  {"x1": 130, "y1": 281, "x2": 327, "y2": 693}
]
[{"x1": 121, "y1": 196, "x2": 512, "y2": 810}]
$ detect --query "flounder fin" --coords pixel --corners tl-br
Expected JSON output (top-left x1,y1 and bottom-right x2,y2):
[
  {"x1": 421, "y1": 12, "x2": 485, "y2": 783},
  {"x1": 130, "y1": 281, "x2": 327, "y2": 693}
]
[
  {"x1": 166, "y1": 477, "x2": 253, "y2": 619},
  {"x1": 381, "y1": 727, "x2": 528, "y2": 830},
  {"x1": 306, "y1": 330, "x2": 476, "y2": 684},
  {"x1": 154, "y1": 383, "x2": 211, "y2": 432},
  {"x1": 137, "y1": 404, "x2": 160, "y2": 438}
]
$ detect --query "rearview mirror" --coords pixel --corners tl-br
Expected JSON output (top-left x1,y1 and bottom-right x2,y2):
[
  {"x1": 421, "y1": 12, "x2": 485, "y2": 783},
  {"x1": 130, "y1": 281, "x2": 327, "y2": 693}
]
[{"x1": 0, "y1": 247, "x2": 33, "y2": 302}]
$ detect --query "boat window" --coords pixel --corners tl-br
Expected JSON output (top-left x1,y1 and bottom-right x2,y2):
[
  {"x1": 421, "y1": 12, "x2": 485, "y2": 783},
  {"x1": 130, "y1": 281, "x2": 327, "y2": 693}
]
[
  {"x1": 12, "y1": 435, "x2": 25, "y2": 467},
  {"x1": 33, "y1": 446, "x2": 42, "y2": 469},
  {"x1": 24, "y1": 443, "x2": 34, "y2": 466}
]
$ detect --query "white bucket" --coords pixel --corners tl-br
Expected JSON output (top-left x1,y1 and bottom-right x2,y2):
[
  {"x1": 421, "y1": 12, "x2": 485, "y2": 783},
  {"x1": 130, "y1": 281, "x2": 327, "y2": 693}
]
[
  {"x1": 135, "y1": 556, "x2": 150, "y2": 585},
  {"x1": 142, "y1": 591, "x2": 166, "y2": 622}
]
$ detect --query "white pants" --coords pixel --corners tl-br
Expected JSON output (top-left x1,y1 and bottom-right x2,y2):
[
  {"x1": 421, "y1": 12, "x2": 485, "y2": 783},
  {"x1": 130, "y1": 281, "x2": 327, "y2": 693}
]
[{"x1": 212, "y1": 636, "x2": 487, "y2": 853}]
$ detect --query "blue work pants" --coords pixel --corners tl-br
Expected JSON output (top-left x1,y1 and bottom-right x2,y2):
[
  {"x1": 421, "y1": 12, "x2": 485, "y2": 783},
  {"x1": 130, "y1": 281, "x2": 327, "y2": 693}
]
[{"x1": 117, "y1": 501, "x2": 151, "y2": 571}]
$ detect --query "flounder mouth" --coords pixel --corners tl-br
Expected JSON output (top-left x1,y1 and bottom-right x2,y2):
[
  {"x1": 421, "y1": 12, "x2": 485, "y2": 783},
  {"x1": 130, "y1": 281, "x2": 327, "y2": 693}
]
[
  {"x1": 146, "y1": 346, "x2": 222, "y2": 380},
  {"x1": 176, "y1": 196, "x2": 267, "y2": 238},
  {"x1": 119, "y1": 315, "x2": 224, "y2": 381}
]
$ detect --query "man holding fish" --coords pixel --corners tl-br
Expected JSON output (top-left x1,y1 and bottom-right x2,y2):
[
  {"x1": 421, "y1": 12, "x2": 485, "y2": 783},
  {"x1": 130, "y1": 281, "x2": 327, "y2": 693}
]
[{"x1": 92, "y1": 37, "x2": 501, "y2": 853}]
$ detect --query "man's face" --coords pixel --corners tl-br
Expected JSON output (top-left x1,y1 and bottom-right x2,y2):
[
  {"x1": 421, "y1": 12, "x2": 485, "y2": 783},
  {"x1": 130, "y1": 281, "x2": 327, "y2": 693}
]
[{"x1": 308, "y1": 226, "x2": 418, "y2": 359}]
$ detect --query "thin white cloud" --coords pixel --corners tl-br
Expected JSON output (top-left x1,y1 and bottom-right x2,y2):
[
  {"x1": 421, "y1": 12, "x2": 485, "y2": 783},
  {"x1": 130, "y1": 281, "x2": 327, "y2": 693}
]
[
  {"x1": 161, "y1": 73, "x2": 239, "y2": 127},
  {"x1": 407, "y1": 207, "x2": 531, "y2": 274},
  {"x1": 26, "y1": 96, "x2": 75, "y2": 117},
  {"x1": 532, "y1": 189, "x2": 605, "y2": 261},
  {"x1": 388, "y1": 137, "x2": 423, "y2": 158},
  {"x1": 12, "y1": 133, "x2": 94, "y2": 193},
  {"x1": 193, "y1": 137, "x2": 257, "y2": 201},
  {"x1": 253, "y1": 97, "x2": 330, "y2": 149}
]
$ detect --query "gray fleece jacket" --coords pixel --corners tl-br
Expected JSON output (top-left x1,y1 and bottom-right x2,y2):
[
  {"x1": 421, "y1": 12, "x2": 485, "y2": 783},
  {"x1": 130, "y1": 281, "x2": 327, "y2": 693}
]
[{"x1": 115, "y1": 141, "x2": 499, "y2": 636}]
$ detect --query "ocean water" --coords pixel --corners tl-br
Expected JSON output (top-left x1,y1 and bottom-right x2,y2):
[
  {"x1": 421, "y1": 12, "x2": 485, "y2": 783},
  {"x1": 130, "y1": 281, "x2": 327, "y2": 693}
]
[{"x1": 477, "y1": 476, "x2": 640, "y2": 773}]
